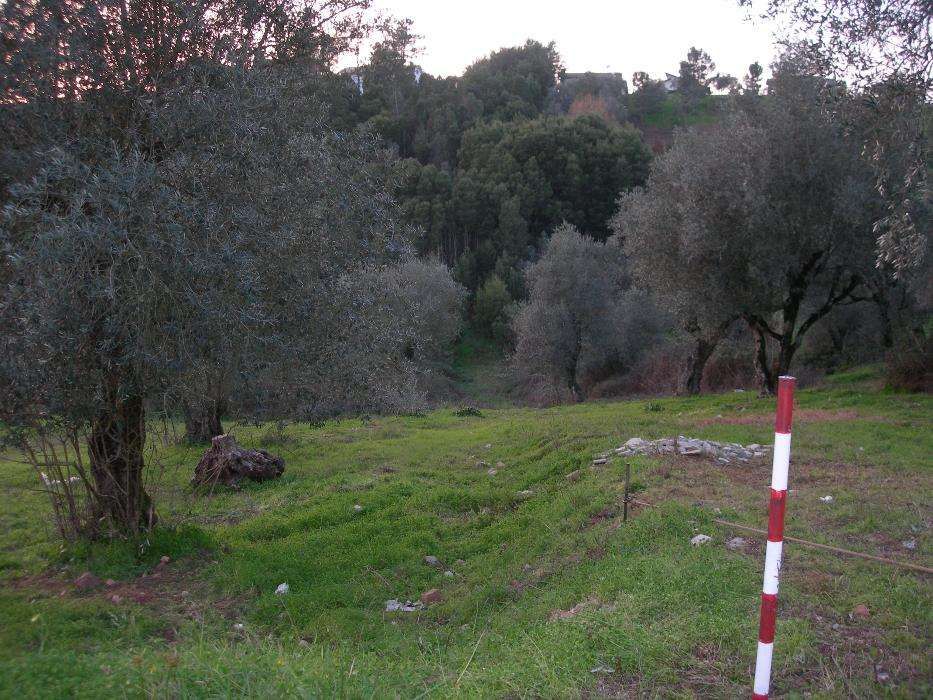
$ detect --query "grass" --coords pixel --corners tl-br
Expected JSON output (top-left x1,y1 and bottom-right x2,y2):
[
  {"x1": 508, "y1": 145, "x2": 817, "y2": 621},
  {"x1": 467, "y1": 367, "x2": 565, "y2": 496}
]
[{"x1": 0, "y1": 367, "x2": 930, "y2": 697}]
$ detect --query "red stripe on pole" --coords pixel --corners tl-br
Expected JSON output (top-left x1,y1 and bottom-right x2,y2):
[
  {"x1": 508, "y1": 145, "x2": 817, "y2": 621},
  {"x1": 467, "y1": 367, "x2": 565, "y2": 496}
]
[
  {"x1": 753, "y1": 695, "x2": 768, "y2": 700},
  {"x1": 767, "y1": 490, "x2": 786, "y2": 542},
  {"x1": 774, "y1": 376, "x2": 796, "y2": 433},
  {"x1": 758, "y1": 593, "x2": 778, "y2": 643}
]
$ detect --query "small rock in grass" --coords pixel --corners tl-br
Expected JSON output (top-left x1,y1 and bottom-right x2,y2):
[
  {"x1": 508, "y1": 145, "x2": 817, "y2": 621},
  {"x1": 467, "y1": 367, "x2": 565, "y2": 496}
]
[
  {"x1": 877, "y1": 670, "x2": 890, "y2": 682},
  {"x1": 487, "y1": 468, "x2": 497, "y2": 476},
  {"x1": 690, "y1": 534, "x2": 712, "y2": 546},
  {"x1": 424, "y1": 555, "x2": 440, "y2": 566},
  {"x1": 496, "y1": 461, "x2": 505, "y2": 469},
  {"x1": 385, "y1": 599, "x2": 424, "y2": 612},
  {"x1": 109, "y1": 594, "x2": 122, "y2": 604},
  {"x1": 74, "y1": 572, "x2": 102, "y2": 590},
  {"x1": 476, "y1": 460, "x2": 488, "y2": 469},
  {"x1": 298, "y1": 639, "x2": 310, "y2": 648},
  {"x1": 902, "y1": 539, "x2": 917, "y2": 550},
  {"x1": 420, "y1": 588, "x2": 443, "y2": 605},
  {"x1": 515, "y1": 489, "x2": 533, "y2": 499},
  {"x1": 852, "y1": 603, "x2": 870, "y2": 619},
  {"x1": 275, "y1": 582, "x2": 289, "y2": 595},
  {"x1": 565, "y1": 469, "x2": 582, "y2": 482},
  {"x1": 592, "y1": 457, "x2": 608, "y2": 466},
  {"x1": 484, "y1": 444, "x2": 491, "y2": 449},
  {"x1": 443, "y1": 570, "x2": 455, "y2": 578},
  {"x1": 233, "y1": 623, "x2": 245, "y2": 632},
  {"x1": 159, "y1": 555, "x2": 170, "y2": 565},
  {"x1": 590, "y1": 665, "x2": 614, "y2": 674},
  {"x1": 725, "y1": 537, "x2": 746, "y2": 551},
  {"x1": 353, "y1": 504, "x2": 363, "y2": 512},
  {"x1": 105, "y1": 578, "x2": 117, "y2": 588},
  {"x1": 819, "y1": 495, "x2": 834, "y2": 503},
  {"x1": 455, "y1": 559, "x2": 466, "y2": 566}
]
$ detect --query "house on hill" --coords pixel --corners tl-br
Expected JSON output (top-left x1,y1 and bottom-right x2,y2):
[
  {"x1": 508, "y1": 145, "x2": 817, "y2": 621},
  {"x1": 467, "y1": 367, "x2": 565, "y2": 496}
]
[{"x1": 662, "y1": 73, "x2": 679, "y2": 92}]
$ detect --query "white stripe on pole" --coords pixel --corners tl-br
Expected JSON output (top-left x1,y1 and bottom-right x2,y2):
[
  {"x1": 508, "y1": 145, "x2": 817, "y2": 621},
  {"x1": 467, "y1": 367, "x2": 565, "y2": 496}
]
[
  {"x1": 770, "y1": 433, "x2": 792, "y2": 491},
  {"x1": 754, "y1": 642, "x2": 774, "y2": 695},
  {"x1": 762, "y1": 540, "x2": 783, "y2": 595}
]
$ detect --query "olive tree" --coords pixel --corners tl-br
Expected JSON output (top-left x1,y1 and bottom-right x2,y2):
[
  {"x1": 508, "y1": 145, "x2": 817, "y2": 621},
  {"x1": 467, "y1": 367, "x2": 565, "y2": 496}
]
[
  {"x1": 739, "y1": 0, "x2": 930, "y2": 278},
  {"x1": 511, "y1": 223, "x2": 664, "y2": 402},
  {"x1": 614, "y1": 66, "x2": 883, "y2": 394},
  {"x1": 0, "y1": 61, "x2": 432, "y2": 535}
]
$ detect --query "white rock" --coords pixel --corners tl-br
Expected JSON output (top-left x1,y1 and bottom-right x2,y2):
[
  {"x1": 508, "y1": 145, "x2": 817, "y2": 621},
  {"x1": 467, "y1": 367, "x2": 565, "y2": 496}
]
[
  {"x1": 691, "y1": 534, "x2": 712, "y2": 546},
  {"x1": 385, "y1": 599, "x2": 423, "y2": 612},
  {"x1": 819, "y1": 495, "x2": 834, "y2": 503},
  {"x1": 353, "y1": 504, "x2": 363, "y2": 512},
  {"x1": 443, "y1": 570, "x2": 455, "y2": 578},
  {"x1": 725, "y1": 537, "x2": 746, "y2": 551},
  {"x1": 424, "y1": 555, "x2": 440, "y2": 566},
  {"x1": 902, "y1": 539, "x2": 917, "y2": 550},
  {"x1": 275, "y1": 582, "x2": 289, "y2": 595}
]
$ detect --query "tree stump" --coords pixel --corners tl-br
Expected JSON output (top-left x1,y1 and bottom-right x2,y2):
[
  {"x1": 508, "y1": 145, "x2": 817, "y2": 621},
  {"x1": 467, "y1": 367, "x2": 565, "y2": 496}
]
[{"x1": 192, "y1": 434, "x2": 284, "y2": 488}]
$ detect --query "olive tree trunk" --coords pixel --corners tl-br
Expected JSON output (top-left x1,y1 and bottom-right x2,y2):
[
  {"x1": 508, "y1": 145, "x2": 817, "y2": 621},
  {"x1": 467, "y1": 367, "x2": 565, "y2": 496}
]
[
  {"x1": 183, "y1": 398, "x2": 226, "y2": 443},
  {"x1": 87, "y1": 393, "x2": 156, "y2": 532}
]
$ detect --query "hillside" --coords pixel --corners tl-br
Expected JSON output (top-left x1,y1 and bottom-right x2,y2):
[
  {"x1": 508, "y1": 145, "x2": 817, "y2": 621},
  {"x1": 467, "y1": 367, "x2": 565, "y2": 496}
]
[{"x1": 1, "y1": 367, "x2": 930, "y2": 696}]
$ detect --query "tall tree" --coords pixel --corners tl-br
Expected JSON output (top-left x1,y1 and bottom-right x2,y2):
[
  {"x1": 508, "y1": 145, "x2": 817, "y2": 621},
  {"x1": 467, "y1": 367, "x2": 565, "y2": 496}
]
[
  {"x1": 739, "y1": 0, "x2": 931, "y2": 277},
  {"x1": 615, "y1": 65, "x2": 884, "y2": 394}
]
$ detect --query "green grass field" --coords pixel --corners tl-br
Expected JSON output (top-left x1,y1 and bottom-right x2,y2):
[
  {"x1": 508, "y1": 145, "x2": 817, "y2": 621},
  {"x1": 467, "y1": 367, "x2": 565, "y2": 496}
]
[{"x1": 1, "y1": 367, "x2": 930, "y2": 697}]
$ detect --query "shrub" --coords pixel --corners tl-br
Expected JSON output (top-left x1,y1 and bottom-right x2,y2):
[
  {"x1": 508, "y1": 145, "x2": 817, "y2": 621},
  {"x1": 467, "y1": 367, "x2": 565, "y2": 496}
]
[{"x1": 473, "y1": 275, "x2": 513, "y2": 344}]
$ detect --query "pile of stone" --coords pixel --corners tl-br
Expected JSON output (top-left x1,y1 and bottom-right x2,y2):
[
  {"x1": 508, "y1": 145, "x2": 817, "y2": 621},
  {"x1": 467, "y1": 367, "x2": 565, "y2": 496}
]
[{"x1": 595, "y1": 436, "x2": 769, "y2": 465}]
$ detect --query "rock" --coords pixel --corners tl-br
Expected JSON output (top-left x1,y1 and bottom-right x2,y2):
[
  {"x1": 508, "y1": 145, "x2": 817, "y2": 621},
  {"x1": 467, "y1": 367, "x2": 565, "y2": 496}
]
[
  {"x1": 495, "y1": 461, "x2": 505, "y2": 469},
  {"x1": 515, "y1": 489, "x2": 533, "y2": 499},
  {"x1": 690, "y1": 534, "x2": 713, "y2": 546},
  {"x1": 159, "y1": 555, "x2": 170, "y2": 565},
  {"x1": 353, "y1": 504, "x2": 363, "y2": 512},
  {"x1": 109, "y1": 594, "x2": 122, "y2": 604},
  {"x1": 902, "y1": 539, "x2": 917, "y2": 550},
  {"x1": 420, "y1": 588, "x2": 443, "y2": 605},
  {"x1": 592, "y1": 457, "x2": 608, "y2": 465},
  {"x1": 877, "y1": 671, "x2": 890, "y2": 682},
  {"x1": 274, "y1": 582, "x2": 289, "y2": 595},
  {"x1": 590, "y1": 665, "x2": 614, "y2": 674},
  {"x1": 819, "y1": 495, "x2": 834, "y2": 503},
  {"x1": 852, "y1": 603, "x2": 870, "y2": 619},
  {"x1": 443, "y1": 570, "x2": 455, "y2": 578},
  {"x1": 476, "y1": 461, "x2": 488, "y2": 469},
  {"x1": 233, "y1": 623, "x2": 245, "y2": 632},
  {"x1": 566, "y1": 469, "x2": 582, "y2": 482},
  {"x1": 725, "y1": 537, "x2": 746, "y2": 551},
  {"x1": 424, "y1": 555, "x2": 440, "y2": 566},
  {"x1": 487, "y1": 468, "x2": 497, "y2": 476},
  {"x1": 105, "y1": 578, "x2": 117, "y2": 588},
  {"x1": 385, "y1": 599, "x2": 423, "y2": 612},
  {"x1": 74, "y1": 572, "x2": 102, "y2": 590},
  {"x1": 192, "y1": 433, "x2": 284, "y2": 488},
  {"x1": 298, "y1": 639, "x2": 310, "y2": 648},
  {"x1": 455, "y1": 559, "x2": 466, "y2": 566}
]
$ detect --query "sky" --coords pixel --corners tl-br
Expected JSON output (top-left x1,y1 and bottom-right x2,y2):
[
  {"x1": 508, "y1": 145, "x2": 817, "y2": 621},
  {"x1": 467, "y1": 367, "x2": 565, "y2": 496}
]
[{"x1": 363, "y1": 0, "x2": 782, "y2": 83}]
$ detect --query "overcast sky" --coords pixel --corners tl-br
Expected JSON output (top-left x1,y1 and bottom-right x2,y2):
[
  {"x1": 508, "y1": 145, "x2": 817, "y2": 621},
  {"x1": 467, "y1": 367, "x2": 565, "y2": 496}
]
[{"x1": 362, "y1": 0, "x2": 781, "y2": 83}]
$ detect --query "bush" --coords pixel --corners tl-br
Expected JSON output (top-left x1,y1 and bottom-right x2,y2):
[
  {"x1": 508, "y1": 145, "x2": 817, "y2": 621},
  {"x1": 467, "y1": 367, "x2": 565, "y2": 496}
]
[
  {"x1": 886, "y1": 332, "x2": 932, "y2": 392},
  {"x1": 473, "y1": 275, "x2": 513, "y2": 344}
]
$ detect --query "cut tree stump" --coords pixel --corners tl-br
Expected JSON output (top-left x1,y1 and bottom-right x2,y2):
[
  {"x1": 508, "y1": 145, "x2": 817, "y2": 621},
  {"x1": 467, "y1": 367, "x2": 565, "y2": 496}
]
[{"x1": 192, "y1": 434, "x2": 284, "y2": 488}]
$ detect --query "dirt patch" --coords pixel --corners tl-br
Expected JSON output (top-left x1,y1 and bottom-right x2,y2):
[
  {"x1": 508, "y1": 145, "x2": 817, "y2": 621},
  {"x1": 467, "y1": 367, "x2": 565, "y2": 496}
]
[{"x1": 11, "y1": 552, "x2": 249, "y2": 631}]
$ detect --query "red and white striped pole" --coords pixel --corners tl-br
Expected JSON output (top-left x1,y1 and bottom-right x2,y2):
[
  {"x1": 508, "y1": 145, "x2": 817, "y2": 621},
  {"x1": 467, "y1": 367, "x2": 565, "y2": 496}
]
[{"x1": 753, "y1": 375, "x2": 795, "y2": 699}]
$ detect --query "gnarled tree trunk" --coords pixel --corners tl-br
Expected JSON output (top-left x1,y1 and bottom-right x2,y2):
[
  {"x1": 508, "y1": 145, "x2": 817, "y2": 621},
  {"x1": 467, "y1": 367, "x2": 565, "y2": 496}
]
[
  {"x1": 87, "y1": 393, "x2": 156, "y2": 532},
  {"x1": 184, "y1": 397, "x2": 226, "y2": 443},
  {"x1": 679, "y1": 336, "x2": 717, "y2": 395}
]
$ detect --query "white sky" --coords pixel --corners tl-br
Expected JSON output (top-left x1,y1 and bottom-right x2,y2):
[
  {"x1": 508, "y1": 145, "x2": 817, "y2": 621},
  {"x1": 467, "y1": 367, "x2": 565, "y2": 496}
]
[{"x1": 364, "y1": 0, "x2": 781, "y2": 83}]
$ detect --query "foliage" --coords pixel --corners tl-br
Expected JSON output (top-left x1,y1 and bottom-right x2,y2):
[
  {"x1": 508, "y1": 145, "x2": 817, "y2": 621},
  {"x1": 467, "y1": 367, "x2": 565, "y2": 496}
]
[
  {"x1": 741, "y1": 0, "x2": 931, "y2": 277},
  {"x1": 511, "y1": 224, "x2": 665, "y2": 401},
  {"x1": 460, "y1": 40, "x2": 564, "y2": 122},
  {"x1": 473, "y1": 275, "x2": 514, "y2": 345},
  {"x1": 450, "y1": 115, "x2": 651, "y2": 287},
  {"x1": 615, "y1": 62, "x2": 887, "y2": 393}
]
